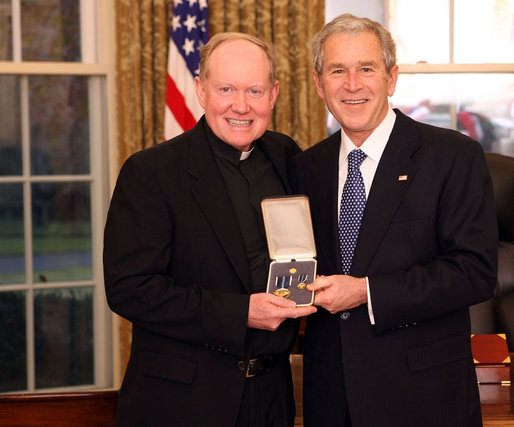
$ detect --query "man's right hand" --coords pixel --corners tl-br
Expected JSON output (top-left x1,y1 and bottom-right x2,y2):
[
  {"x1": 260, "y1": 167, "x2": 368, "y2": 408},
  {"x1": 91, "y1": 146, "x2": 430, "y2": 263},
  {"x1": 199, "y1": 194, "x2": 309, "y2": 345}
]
[{"x1": 247, "y1": 292, "x2": 317, "y2": 331}]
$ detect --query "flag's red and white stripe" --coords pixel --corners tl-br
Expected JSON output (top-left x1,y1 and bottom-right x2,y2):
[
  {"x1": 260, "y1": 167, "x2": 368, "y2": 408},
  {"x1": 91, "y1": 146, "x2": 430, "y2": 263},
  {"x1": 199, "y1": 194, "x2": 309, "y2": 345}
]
[{"x1": 165, "y1": 0, "x2": 209, "y2": 140}]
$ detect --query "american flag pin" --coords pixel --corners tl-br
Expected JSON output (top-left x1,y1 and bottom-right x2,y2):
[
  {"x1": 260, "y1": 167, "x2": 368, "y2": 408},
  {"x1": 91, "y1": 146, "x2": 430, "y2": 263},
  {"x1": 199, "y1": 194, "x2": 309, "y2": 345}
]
[{"x1": 398, "y1": 175, "x2": 408, "y2": 181}]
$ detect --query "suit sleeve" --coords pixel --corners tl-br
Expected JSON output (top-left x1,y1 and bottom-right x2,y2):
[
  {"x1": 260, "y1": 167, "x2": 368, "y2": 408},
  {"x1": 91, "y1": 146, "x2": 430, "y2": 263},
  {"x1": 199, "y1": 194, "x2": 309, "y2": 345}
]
[
  {"x1": 368, "y1": 141, "x2": 498, "y2": 333},
  {"x1": 103, "y1": 154, "x2": 249, "y2": 356}
]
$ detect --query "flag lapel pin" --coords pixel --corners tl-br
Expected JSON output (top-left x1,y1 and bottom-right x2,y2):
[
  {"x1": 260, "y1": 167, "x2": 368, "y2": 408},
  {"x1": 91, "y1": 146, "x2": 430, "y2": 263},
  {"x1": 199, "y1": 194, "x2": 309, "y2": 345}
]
[{"x1": 398, "y1": 175, "x2": 408, "y2": 181}]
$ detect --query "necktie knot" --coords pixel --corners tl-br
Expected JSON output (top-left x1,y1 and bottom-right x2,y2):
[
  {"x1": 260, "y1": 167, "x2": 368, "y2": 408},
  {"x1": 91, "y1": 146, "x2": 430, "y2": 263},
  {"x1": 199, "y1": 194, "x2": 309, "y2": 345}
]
[{"x1": 348, "y1": 149, "x2": 367, "y2": 170}]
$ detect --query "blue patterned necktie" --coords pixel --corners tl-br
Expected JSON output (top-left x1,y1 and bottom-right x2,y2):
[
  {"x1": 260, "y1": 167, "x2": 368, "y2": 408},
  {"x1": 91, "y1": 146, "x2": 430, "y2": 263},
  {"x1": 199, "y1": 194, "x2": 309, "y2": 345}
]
[{"x1": 338, "y1": 149, "x2": 367, "y2": 274}]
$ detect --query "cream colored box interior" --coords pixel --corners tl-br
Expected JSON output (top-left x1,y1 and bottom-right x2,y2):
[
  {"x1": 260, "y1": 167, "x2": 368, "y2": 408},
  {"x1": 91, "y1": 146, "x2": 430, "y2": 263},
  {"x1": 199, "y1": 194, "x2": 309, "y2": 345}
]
[{"x1": 261, "y1": 196, "x2": 316, "y2": 306}]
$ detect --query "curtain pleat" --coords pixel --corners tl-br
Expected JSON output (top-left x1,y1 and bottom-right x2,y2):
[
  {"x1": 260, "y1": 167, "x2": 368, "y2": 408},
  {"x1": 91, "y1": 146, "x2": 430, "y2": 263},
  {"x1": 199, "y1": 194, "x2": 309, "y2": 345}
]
[{"x1": 115, "y1": 0, "x2": 170, "y2": 167}]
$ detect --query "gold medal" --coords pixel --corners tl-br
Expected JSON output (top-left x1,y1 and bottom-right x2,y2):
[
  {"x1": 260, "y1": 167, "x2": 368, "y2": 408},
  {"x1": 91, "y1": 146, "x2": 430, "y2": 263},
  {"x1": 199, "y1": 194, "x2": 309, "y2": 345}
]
[
  {"x1": 297, "y1": 282, "x2": 306, "y2": 290},
  {"x1": 273, "y1": 288, "x2": 291, "y2": 298}
]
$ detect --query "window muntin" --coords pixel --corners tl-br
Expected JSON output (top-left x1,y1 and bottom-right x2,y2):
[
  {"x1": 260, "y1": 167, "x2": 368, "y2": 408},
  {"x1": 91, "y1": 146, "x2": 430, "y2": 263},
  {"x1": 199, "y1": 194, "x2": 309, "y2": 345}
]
[{"x1": 0, "y1": 0, "x2": 111, "y2": 393}]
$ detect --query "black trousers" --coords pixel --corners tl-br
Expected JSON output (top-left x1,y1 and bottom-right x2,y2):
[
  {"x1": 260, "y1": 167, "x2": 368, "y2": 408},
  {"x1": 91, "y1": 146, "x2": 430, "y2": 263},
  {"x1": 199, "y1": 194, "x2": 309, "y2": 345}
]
[{"x1": 235, "y1": 360, "x2": 295, "y2": 427}]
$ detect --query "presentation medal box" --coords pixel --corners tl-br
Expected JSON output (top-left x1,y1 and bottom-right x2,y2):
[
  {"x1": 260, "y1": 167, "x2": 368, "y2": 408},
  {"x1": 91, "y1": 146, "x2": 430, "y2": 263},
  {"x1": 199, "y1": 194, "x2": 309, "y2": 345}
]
[
  {"x1": 261, "y1": 195, "x2": 316, "y2": 306},
  {"x1": 471, "y1": 333, "x2": 511, "y2": 385}
]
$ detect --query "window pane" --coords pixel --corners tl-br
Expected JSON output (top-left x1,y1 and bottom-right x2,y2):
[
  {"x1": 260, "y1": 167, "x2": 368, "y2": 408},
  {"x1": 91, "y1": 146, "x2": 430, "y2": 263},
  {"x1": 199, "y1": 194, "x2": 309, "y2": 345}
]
[
  {"x1": 0, "y1": 184, "x2": 25, "y2": 285},
  {"x1": 21, "y1": 0, "x2": 80, "y2": 61},
  {"x1": 0, "y1": 0, "x2": 12, "y2": 60},
  {"x1": 326, "y1": 0, "x2": 385, "y2": 24},
  {"x1": 29, "y1": 76, "x2": 90, "y2": 175},
  {"x1": 391, "y1": 73, "x2": 514, "y2": 156},
  {"x1": 454, "y1": 0, "x2": 514, "y2": 63},
  {"x1": 32, "y1": 182, "x2": 92, "y2": 283},
  {"x1": 0, "y1": 75, "x2": 22, "y2": 176},
  {"x1": 34, "y1": 287, "x2": 94, "y2": 388},
  {"x1": 389, "y1": 0, "x2": 450, "y2": 63},
  {"x1": 0, "y1": 291, "x2": 27, "y2": 392}
]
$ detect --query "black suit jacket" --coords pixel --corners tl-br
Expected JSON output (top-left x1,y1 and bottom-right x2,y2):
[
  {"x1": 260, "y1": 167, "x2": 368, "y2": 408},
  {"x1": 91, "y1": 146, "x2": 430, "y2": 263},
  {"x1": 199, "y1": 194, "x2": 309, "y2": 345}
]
[
  {"x1": 103, "y1": 117, "x2": 300, "y2": 426},
  {"x1": 291, "y1": 110, "x2": 497, "y2": 427}
]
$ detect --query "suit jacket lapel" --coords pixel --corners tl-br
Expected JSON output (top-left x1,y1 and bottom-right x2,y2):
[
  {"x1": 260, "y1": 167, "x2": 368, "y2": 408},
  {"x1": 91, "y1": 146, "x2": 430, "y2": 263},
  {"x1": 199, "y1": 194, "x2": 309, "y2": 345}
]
[
  {"x1": 186, "y1": 120, "x2": 253, "y2": 291},
  {"x1": 307, "y1": 132, "x2": 342, "y2": 274},
  {"x1": 259, "y1": 135, "x2": 292, "y2": 194},
  {"x1": 351, "y1": 110, "x2": 421, "y2": 276}
]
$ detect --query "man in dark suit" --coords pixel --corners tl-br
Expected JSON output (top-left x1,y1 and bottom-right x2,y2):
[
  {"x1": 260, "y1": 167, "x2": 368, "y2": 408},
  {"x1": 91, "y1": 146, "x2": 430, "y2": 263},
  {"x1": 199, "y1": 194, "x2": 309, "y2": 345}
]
[
  {"x1": 290, "y1": 14, "x2": 498, "y2": 427},
  {"x1": 104, "y1": 32, "x2": 316, "y2": 427}
]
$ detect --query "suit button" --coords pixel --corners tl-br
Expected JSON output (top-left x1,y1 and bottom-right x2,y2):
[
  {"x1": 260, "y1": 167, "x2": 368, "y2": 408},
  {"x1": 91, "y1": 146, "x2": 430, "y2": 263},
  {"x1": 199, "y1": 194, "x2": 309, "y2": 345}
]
[
  {"x1": 340, "y1": 311, "x2": 350, "y2": 320},
  {"x1": 237, "y1": 361, "x2": 246, "y2": 371}
]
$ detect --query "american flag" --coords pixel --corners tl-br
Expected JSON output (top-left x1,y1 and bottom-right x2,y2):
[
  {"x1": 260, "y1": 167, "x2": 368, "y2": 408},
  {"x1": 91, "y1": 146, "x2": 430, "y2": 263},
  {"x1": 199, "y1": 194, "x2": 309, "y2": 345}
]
[{"x1": 165, "y1": 0, "x2": 209, "y2": 139}]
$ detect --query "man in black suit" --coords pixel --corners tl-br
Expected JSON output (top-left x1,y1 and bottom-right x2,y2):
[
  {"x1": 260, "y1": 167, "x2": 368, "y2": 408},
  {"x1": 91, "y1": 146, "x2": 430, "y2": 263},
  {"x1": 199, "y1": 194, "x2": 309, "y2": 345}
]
[
  {"x1": 104, "y1": 32, "x2": 316, "y2": 427},
  {"x1": 290, "y1": 14, "x2": 498, "y2": 426}
]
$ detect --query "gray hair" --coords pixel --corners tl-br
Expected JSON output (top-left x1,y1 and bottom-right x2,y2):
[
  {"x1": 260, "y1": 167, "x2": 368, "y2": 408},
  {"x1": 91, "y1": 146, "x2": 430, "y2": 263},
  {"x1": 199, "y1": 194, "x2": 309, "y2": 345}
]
[
  {"x1": 312, "y1": 13, "x2": 397, "y2": 75},
  {"x1": 198, "y1": 32, "x2": 277, "y2": 85}
]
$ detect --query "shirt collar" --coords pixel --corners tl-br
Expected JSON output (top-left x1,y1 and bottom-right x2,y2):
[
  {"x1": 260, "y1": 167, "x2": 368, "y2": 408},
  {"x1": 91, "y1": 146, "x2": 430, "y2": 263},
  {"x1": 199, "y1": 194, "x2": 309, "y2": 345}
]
[
  {"x1": 340, "y1": 107, "x2": 396, "y2": 163},
  {"x1": 239, "y1": 147, "x2": 254, "y2": 161},
  {"x1": 205, "y1": 121, "x2": 256, "y2": 164}
]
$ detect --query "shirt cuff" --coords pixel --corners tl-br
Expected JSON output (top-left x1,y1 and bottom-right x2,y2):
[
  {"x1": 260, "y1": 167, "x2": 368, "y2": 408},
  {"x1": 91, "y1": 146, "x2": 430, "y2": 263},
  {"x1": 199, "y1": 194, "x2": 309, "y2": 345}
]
[{"x1": 366, "y1": 277, "x2": 375, "y2": 325}]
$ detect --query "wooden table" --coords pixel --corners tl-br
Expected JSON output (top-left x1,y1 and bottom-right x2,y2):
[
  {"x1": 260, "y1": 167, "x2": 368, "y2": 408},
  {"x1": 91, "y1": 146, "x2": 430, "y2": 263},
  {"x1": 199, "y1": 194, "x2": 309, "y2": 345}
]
[
  {"x1": 291, "y1": 354, "x2": 514, "y2": 427},
  {"x1": 0, "y1": 389, "x2": 118, "y2": 426},
  {"x1": 480, "y1": 358, "x2": 514, "y2": 426}
]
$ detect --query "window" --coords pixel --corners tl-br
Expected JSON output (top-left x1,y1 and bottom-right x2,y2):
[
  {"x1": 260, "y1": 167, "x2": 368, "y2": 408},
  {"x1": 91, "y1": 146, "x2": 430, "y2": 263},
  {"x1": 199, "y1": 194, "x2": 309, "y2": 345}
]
[
  {"x1": 389, "y1": 0, "x2": 514, "y2": 157},
  {"x1": 0, "y1": 0, "x2": 114, "y2": 393},
  {"x1": 325, "y1": 0, "x2": 514, "y2": 157}
]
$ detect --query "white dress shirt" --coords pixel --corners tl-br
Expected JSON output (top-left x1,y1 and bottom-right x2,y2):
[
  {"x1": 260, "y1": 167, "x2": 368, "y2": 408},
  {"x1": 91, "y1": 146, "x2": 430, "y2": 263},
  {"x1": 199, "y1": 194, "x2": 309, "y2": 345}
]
[{"x1": 337, "y1": 107, "x2": 397, "y2": 324}]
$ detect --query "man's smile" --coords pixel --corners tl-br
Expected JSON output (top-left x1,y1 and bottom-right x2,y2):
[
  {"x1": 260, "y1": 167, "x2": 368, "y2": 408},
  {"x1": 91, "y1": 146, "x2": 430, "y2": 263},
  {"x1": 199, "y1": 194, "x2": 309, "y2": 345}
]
[
  {"x1": 226, "y1": 118, "x2": 253, "y2": 126},
  {"x1": 343, "y1": 99, "x2": 367, "y2": 104}
]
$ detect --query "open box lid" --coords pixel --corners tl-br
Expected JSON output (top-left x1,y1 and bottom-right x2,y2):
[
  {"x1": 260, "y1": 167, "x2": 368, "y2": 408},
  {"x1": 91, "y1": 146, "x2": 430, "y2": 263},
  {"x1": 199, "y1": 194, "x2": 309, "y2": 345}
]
[{"x1": 261, "y1": 195, "x2": 316, "y2": 261}]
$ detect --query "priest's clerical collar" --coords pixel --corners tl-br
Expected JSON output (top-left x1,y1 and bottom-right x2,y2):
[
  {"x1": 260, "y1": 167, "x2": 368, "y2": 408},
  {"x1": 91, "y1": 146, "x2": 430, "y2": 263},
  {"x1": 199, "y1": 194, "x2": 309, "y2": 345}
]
[{"x1": 205, "y1": 121, "x2": 256, "y2": 165}]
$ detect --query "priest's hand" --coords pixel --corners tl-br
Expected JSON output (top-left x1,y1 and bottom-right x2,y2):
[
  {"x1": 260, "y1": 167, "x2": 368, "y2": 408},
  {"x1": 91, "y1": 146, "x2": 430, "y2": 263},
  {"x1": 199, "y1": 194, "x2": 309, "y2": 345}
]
[{"x1": 247, "y1": 293, "x2": 317, "y2": 331}]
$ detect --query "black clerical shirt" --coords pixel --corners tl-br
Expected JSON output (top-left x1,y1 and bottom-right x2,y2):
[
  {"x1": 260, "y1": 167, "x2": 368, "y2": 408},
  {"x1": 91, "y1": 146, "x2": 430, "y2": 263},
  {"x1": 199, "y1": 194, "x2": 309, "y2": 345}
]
[{"x1": 205, "y1": 123, "x2": 296, "y2": 357}]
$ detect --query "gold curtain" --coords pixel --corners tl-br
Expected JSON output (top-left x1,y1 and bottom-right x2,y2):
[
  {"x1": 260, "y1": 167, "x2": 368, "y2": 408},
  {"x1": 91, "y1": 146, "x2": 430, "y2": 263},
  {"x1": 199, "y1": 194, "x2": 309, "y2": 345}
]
[
  {"x1": 114, "y1": 0, "x2": 172, "y2": 381},
  {"x1": 114, "y1": 0, "x2": 326, "y2": 383},
  {"x1": 115, "y1": 0, "x2": 171, "y2": 166},
  {"x1": 209, "y1": 0, "x2": 326, "y2": 149}
]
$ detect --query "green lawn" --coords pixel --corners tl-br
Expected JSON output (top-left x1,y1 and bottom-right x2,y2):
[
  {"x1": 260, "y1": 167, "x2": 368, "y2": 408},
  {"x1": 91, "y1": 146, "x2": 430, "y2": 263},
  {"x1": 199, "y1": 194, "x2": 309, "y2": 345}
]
[
  {"x1": 0, "y1": 220, "x2": 91, "y2": 256},
  {"x1": 0, "y1": 220, "x2": 93, "y2": 284}
]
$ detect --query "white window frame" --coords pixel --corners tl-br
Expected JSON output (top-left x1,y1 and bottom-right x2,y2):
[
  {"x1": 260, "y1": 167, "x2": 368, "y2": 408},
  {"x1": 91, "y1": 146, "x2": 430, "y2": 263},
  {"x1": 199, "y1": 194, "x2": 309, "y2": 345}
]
[
  {"x1": 385, "y1": 0, "x2": 514, "y2": 141},
  {"x1": 385, "y1": 0, "x2": 514, "y2": 75},
  {"x1": 0, "y1": 0, "x2": 117, "y2": 392}
]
